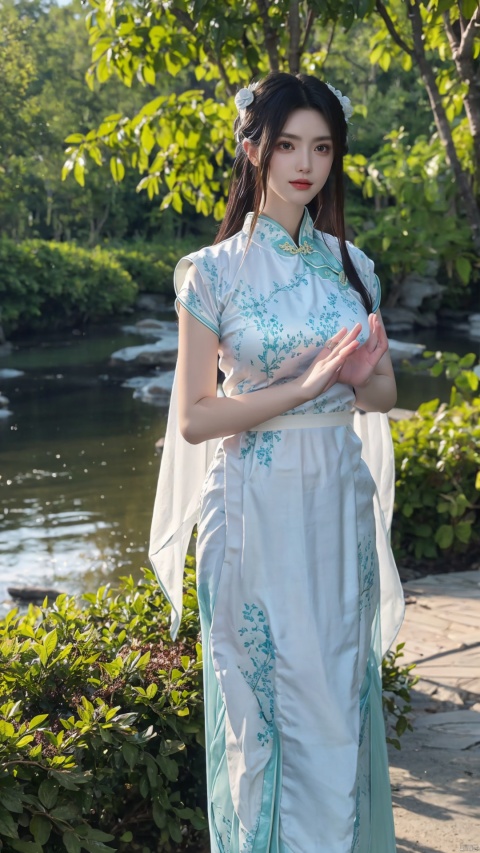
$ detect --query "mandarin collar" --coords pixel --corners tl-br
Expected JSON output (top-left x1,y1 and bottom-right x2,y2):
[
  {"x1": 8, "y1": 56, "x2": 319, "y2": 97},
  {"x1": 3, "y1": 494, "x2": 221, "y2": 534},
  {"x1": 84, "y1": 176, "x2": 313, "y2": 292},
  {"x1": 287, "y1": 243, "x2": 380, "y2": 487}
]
[{"x1": 241, "y1": 208, "x2": 346, "y2": 280}]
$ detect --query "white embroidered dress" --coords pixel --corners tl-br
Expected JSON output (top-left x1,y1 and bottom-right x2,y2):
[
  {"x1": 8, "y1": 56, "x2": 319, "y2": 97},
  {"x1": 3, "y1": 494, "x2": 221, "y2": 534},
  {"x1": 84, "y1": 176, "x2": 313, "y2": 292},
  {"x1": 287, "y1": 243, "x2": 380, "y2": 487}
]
[{"x1": 149, "y1": 209, "x2": 405, "y2": 853}]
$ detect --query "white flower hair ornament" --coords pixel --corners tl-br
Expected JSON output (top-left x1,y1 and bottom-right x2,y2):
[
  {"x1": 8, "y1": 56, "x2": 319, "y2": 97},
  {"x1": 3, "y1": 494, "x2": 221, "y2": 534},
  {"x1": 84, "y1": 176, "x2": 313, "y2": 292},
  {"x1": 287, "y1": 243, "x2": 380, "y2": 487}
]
[
  {"x1": 234, "y1": 83, "x2": 259, "y2": 114},
  {"x1": 326, "y1": 83, "x2": 354, "y2": 123}
]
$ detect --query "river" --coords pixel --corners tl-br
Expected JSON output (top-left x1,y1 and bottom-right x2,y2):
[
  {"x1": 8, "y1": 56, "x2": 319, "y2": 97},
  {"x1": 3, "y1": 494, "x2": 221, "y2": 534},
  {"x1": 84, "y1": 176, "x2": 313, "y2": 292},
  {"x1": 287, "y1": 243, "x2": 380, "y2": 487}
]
[{"x1": 0, "y1": 317, "x2": 475, "y2": 613}]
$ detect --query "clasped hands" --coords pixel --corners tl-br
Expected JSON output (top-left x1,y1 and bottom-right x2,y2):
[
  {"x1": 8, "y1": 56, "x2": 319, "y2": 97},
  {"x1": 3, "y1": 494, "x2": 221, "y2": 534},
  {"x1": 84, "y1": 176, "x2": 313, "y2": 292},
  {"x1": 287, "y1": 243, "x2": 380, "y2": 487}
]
[{"x1": 293, "y1": 314, "x2": 389, "y2": 403}]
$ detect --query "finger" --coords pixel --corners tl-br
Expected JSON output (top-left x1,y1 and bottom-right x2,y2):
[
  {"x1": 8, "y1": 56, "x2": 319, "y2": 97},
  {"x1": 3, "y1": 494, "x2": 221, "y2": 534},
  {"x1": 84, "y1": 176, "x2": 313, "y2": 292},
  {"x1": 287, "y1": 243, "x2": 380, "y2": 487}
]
[
  {"x1": 365, "y1": 329, "x2": 379, "y2": 354},
  {"x1": 328, "y1": 339, "x2": 360, "y2": 365},
  {"x1": 322, "y1": 323, "x2": 362, "y2": 353},
  {"x1": 332, "y1": 326, "x2": 362, "y2": 356},
  {"x1": 321, "y1": 326, "x2": 347, "y2": 352}
]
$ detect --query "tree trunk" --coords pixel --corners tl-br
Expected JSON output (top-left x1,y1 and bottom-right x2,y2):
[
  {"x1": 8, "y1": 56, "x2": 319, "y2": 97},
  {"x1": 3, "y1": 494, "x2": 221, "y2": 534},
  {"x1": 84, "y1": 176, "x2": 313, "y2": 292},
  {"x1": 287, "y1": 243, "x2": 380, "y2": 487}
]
[
  {"x1": 288, "y1": 0, "x2": 301, "y2": 73},
  {"x1": 442, "y1": 6, "x2": 480, "y2": 186},
  {"x1": 408, "y1": 1, "x2": 480, "y2": 253},
  {"x1": 256, "y1": 0, "x2": 280, "y2": 71}
]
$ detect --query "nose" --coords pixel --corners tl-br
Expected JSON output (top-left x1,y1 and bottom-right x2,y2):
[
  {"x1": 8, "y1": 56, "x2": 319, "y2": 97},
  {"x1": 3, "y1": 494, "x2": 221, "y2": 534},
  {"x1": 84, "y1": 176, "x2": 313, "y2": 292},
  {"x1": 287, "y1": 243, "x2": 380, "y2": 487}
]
[{"x1": 297, "y1": 147, "x2": 312, "y2": 173}]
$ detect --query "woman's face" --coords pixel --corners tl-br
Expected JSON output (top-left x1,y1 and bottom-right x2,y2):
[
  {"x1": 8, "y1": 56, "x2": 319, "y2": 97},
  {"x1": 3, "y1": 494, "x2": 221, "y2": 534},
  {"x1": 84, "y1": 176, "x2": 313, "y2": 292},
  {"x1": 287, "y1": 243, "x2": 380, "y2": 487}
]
[{"x1": 263, "y1": 108, "x2": 334, "y2": 211}]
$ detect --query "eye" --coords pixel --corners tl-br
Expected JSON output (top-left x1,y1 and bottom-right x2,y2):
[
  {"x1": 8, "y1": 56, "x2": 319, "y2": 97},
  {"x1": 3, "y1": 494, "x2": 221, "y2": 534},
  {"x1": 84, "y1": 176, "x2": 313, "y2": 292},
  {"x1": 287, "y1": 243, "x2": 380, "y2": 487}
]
[
  {"x1": 277, "y1": 140, "x2": 293, "y2": 150},
  {"x1": 316, "y1": 144, "x2": 331, "y2": 153}
]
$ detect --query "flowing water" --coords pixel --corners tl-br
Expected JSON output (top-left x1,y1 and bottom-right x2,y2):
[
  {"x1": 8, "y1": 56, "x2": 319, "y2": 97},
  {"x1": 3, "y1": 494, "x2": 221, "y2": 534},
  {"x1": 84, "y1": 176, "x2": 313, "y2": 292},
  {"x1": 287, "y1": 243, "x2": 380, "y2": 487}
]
[{"x1": 0, "y1": 318, "x2": 476, "y2": 613}]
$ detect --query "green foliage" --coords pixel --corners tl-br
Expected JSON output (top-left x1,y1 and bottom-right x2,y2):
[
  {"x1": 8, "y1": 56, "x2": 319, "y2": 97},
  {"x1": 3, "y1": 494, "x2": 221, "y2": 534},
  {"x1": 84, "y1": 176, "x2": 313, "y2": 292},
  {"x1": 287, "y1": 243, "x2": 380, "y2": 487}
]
[
  {"x1": 61, "y1": 0, "x2": 383, "y2": 220},
  {"x1": 109, "y1": 240, "x2": 192, "y2": 295},
  {"x1": 422, "y1": 350, "x2": 480, "y2": 403},
  {"x1": 0, "y1": 0, "x2": 168, "y2": 244},
  {"x1": 0, "y1": 237, "x2": 137, "y2": 336},
  {"x1": 391, "y1": 394, "x2": 480, "y2": 562},
  {"x1": 346, "y1": 129, "x2": 476, "y2": 299},
  {"x1": 382, "y1": 642, "x2": 418, "y2": 751},
  {"x1": 0, "y1": 566, "x2": 207, "y2": 852}
]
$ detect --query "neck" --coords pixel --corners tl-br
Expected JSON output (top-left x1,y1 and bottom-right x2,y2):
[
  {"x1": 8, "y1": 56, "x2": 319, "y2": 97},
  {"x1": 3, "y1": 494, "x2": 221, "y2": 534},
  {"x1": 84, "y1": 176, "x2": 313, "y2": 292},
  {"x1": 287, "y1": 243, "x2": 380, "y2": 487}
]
[{"x1": 260, "y1": 197, "x2": 305, "y2": 243}]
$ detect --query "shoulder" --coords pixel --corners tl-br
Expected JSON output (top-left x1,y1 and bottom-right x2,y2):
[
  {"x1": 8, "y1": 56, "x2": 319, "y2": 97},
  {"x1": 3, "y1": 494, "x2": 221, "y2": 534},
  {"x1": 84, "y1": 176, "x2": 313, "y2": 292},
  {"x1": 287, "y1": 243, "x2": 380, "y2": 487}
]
[
  {"x1": 175, "y1": 230, "x2": 246, "y2": 291},
  {"x1": 314, "y1": 229, "x2": 373, "y2": 272},
  {"x1": 314, "y1": 229, "x2": 380, "y2": 311},
  {"x1": 174, "y1": 229, "x2": 247, "y2": 306}
]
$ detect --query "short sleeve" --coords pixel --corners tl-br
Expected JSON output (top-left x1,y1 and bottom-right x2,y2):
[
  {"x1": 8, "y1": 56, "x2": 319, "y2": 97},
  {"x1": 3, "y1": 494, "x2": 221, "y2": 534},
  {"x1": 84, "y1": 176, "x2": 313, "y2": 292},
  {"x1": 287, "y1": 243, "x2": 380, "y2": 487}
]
[
  {"x1": 174, "y1": 257, "x2": 220, "y2": 336},
  {"x1": 364, "y1": 254, "x2": 381, "y2": 313},
  {"x1": 348, "y1": 244, "x2": 381, "y2": 313}
]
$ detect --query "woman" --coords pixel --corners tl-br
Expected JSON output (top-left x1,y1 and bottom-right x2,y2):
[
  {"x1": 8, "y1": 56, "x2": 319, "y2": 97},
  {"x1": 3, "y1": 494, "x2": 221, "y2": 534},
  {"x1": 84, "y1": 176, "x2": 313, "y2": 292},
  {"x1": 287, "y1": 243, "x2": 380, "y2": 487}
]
[{"x1": 149, "y1": 71, "x2": 405, "y2": 852}]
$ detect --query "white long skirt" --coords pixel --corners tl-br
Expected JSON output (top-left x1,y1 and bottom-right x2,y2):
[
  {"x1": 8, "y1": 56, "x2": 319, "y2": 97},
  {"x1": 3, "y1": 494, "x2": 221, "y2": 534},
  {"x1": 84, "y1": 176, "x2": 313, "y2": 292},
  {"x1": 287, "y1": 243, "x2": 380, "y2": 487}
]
[{"x1": 196, "y1": 423, "x2": 397, "y2": 853}]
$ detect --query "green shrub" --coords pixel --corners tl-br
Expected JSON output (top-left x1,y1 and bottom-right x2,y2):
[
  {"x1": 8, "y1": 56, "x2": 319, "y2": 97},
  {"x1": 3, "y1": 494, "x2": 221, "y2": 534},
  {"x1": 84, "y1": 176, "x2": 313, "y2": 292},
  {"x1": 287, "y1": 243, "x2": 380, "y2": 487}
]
[
  {"x1": 391, "y1": 397, "x2": 480, "y2": 561},
  {"x1": 109, "y1": 238, "x2": 198, "y2": 296},
  {"x1": 110, "y1": 248, "x2": 174, "y2": 296},
  {"x1": 382, "y1": 642, "x2": 418, "y2": 751},
  {"x1": 0, "y1": 564, "x2": 207, "y2": 852},
  {"x1": 0, "y1": 238, "x2": 137, "y2": 336}
]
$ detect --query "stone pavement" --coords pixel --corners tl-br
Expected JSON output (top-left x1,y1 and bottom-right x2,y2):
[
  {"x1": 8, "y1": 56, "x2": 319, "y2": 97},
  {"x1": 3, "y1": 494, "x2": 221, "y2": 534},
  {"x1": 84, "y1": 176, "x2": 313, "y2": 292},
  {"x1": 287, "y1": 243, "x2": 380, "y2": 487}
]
[{"x1": 387, "y1": 569, "x2": 480, "y2": 853}]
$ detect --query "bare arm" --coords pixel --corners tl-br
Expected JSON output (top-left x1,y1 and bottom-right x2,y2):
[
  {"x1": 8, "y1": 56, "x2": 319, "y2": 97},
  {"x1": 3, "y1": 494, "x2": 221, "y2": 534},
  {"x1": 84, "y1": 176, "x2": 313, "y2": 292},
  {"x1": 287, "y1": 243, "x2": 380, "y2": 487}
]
[{"x1": 177, "y1": 305, "x2": 363, "y2": 444}]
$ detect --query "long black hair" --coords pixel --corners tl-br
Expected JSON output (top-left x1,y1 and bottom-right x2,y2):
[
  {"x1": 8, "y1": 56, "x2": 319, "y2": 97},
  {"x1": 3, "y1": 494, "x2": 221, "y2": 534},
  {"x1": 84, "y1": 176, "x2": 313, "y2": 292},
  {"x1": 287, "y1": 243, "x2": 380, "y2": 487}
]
[{"x1": 215, "y1": 71, "x2": 372, "y2": 313}]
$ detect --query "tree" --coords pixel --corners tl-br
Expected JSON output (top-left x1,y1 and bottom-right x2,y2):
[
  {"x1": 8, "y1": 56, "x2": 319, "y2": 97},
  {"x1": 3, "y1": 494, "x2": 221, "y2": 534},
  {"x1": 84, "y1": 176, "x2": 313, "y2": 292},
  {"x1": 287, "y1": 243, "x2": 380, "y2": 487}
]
[
  {"x1": 369, "y1": 0, "x2": 480, "y2": 252},
  {"x1": 64, "y1": 0, "x2": 480, "y2": 266},
  {"x1": 62, "y1": 0, "x2": 372, "y2": 218},
  {"x1": 0, "y1": 0, "x2": 165, "y2": 243}
]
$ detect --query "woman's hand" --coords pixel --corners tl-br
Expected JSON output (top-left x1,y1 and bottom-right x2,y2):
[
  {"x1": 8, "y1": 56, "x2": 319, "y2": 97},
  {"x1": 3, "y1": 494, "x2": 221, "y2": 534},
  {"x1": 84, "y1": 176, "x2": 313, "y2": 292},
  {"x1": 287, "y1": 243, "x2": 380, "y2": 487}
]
[
  {"x1": 292, "y1": 323, "x2": 363, "y2": 404},
  {"x1": 335, "y1": 313, "x2": 388, "y2": 388}
]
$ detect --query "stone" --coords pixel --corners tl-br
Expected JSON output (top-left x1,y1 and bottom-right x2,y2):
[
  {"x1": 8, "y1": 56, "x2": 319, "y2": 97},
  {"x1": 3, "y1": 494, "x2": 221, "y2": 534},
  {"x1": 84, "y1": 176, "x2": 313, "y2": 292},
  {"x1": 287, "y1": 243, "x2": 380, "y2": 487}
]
[
  {"x1": 412, "y1": 709, "x2": 480, "y2": 751},
  {"x1": 380, "y1": 306, "x2": 417, "y2": 332},
  {"x1": 399, "y1": 274, "x2": 446, "y2": 310},
  {"x1": 0, "y1": 408, "x2": 13, "y2": 419},
  {"x1": 0, "y1": 368, "x2": 24, "y2": 379},
  {"x1": 0, "y1": 394, "x2": 10, "y2": 408},
  {"x1": 111, "y1": 332, "x2": 178, "y2": 367},
  {"x1": 121, "y1": 319, "x2": 177, "y2": 340},
  {"x1": 388, "y1": 338, "x2": 425, "y2": 363},
  {"x1": 8, "y1": 586, "x2": 65, "y2": 602},
  {"x1": 132, "y1": 371, "x2": 175, "y2": 404},
  {"x1": 121, "y1": 377, "x2": 151, "y2": 390},
  {"x1": 411, "y1": 310, "x2": 438, "y2": 328}
]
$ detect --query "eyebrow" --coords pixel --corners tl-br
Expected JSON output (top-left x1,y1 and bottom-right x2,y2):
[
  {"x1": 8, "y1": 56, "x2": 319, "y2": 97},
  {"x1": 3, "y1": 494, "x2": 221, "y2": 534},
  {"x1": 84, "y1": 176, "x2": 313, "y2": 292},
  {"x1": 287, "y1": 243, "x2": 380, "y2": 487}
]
[{"x1": 279, "y1": 133, "x2": 332, "y2": 141}]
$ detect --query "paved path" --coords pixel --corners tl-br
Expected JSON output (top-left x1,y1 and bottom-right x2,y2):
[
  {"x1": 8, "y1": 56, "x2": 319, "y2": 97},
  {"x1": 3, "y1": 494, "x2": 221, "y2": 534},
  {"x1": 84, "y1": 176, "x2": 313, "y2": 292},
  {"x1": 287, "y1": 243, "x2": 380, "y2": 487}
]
[{"x1": 388, "y1": 569, "x2": 480, "y2": 853}]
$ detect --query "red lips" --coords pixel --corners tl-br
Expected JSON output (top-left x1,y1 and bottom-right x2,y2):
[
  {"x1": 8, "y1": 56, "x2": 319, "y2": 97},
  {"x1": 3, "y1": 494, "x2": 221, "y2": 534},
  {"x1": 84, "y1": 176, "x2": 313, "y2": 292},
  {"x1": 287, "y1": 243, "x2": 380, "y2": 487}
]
[{"x1": 289, "y1": 181, "x2": 313, "y2": 189}]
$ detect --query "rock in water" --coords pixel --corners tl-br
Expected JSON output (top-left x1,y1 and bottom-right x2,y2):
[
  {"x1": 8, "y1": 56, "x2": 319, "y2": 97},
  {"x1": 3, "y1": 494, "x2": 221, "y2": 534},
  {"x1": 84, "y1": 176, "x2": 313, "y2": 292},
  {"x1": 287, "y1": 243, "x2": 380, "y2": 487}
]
[
  {"x1": 388, "y1": 339, "x2": 426, "y2": 364},
  {"x1": 8, "y1": 586, "x2": 65, "y2": 602}
]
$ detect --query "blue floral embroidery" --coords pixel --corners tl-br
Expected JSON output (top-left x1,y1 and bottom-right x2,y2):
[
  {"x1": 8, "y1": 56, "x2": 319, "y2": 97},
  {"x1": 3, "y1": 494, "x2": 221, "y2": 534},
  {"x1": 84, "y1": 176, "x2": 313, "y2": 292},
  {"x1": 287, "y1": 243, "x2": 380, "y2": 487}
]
[
  {"x1": 238, "y1": 603, "x2": 276, "y2": 747},
  {"x1": 256, "y1": 431, "x2": 281, "y2": 466},
  {"x1": 240, "y1": 816, "x2": 260, "y2": 852},
  {"x1": 231, "y1": 273, "x2": 313, "y2": 373},
  {"x1": 240, "y1": 431, "x2": 256, "y2": 460},
  {"x1": 312, "y1": 397, "x2": 349, "y2": 414},
  {"x1": 306, "y1": 294, "x2": 342, "y2": 344},
  {"x1": 240, "y1": 431, "x2": 282, "y2": 468},
  {"x1": 184, "y1": 288, "x2": 205, "y2": 314},
  {"x1": 201, "y1": 256, "x2": 218, "y2": 287},
  {"x1": 358, "y1": 539, "x2": 377, "y2": 616}
]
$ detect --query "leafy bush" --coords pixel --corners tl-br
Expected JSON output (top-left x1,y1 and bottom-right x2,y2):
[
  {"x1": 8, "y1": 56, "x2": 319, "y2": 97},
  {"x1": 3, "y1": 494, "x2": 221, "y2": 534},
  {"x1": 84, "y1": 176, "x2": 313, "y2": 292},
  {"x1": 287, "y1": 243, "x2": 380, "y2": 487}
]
[
  {"x1": 391, "y1": 396, "x2": 480, "y2": 561},
  {"x1": 0, "y1": 564, "x2": 207, "y2": 852},
  {"x1": 110, "y1": 238, "x2": 199, "y2": 296},
  {"x1": 0, "y1": 564, "x2": 415, "y2": 852},
  {"x1": 110, "y1": 248, "x2": 174, "y2": 296},
  {"x1": 0, "y1": 238, "x2": 137, "y2": 336},
  {"x1": 382, "y1": 642, "x2": 418, "y2": 751}
]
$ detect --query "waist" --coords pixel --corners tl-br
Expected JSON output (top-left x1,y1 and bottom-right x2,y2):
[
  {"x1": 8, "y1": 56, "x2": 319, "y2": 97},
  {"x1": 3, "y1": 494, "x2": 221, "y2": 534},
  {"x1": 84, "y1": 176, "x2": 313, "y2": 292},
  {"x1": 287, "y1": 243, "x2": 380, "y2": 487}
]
[{"x1": 248, "y1": 411, "x2": 354, "y2": 431}]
